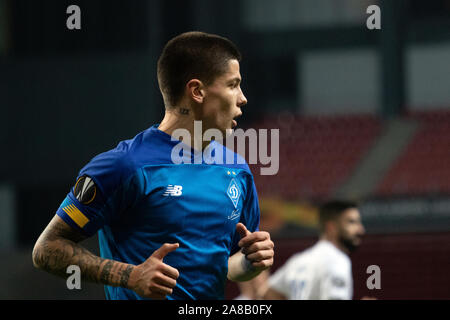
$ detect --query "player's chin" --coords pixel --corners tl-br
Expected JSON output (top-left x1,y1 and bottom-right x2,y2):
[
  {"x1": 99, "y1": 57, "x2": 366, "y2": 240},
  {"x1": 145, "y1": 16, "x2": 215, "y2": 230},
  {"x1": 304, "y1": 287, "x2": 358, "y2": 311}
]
[
  {"x1": 352, "y1": 237, "x2": 363, "y2": 248},
  {"x1": 341, "y1": 237, "x2": 361, "y2": 253}
]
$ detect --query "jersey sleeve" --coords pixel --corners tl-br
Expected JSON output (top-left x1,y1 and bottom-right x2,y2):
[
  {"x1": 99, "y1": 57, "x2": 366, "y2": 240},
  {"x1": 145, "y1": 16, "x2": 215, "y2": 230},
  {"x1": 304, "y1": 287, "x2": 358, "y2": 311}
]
[
  {"x1": 56, "y1": 148, "x2": 143, "y2": 237},
  {"x1": 319, "y1": 261, "x2": 353, "y2": 300},
  {"x1": 230, "y1": 171, "x2": 261, "y2": 255}
]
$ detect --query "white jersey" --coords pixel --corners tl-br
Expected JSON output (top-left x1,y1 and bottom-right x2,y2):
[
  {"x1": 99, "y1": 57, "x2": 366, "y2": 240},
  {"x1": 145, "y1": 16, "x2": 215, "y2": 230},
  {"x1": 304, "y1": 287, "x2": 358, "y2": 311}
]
[{"x1": 268, "y1": 240, "x2": 353, "y2": 300}]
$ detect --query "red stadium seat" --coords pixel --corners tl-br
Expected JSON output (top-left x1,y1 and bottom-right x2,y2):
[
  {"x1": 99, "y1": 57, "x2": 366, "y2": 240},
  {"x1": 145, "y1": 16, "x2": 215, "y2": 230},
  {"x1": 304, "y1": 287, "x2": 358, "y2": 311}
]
[
  {"x1": 376, "y1": 110, "x2": 450, "y2": 196},
  {"x1": 249, "y1": 113, "x2": 382, "y2": 200}
]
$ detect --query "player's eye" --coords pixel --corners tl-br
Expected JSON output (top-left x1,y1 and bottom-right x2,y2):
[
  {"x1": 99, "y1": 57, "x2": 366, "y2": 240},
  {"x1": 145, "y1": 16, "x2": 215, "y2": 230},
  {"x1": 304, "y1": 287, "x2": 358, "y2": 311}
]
[{"x1": 229, "y1": 80, "x2": 241, "y2": 88}]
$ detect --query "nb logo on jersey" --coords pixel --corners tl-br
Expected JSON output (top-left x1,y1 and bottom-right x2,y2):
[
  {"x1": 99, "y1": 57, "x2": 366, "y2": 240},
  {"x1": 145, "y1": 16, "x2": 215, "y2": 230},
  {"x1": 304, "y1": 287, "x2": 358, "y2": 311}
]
[{"x1": 163, "y1": 185, "x2": 183, "y2": 197}]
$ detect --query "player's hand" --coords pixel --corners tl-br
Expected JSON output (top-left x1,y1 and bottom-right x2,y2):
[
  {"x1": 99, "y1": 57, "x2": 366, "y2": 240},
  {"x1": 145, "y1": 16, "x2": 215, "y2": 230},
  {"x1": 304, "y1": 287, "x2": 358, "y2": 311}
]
[
  {"x1": 236, "y1": 223, "x2": 274, "y2": 271},
  {"x1": 129, "y1": 243, "x2": 180, "y2": 299}
]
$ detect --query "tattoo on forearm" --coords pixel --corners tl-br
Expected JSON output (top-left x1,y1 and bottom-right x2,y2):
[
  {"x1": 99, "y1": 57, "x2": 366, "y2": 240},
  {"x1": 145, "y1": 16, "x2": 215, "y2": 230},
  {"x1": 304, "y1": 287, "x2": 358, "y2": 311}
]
[
  {"x1": 33, "y1": 217, "x2": 134, "y2": 288},
  {"x1": 100, "y1": 260, "x2": 114, "y2": 284},
  {"x1": 119, "y1": 265, "x2": 134, "y2": 287}
]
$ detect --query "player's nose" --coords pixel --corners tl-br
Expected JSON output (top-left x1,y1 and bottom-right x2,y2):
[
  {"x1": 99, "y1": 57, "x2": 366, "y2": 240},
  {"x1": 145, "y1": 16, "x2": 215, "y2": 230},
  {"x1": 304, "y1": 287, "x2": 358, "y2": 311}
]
[
  {"x1": 237, "y1": 87, "x2": 247, "y2": 108},
  {"x1": 359, "y1": 223, "x2": 366, "y2": 235}
]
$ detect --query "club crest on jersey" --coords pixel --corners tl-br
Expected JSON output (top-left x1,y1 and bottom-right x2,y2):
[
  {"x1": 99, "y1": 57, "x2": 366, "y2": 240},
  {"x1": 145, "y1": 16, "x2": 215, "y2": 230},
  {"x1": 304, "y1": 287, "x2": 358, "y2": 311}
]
[
  {"x1": 74, "y1": 176, "x2": 97, "y2": 205},
  {"x1": 227, "y1": 178, "x2": 241, "y2": 208}
]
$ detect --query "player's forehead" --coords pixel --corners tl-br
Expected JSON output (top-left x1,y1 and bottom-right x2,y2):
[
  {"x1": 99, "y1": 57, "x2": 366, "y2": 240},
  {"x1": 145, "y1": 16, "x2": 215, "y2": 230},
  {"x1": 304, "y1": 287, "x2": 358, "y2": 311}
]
[
  {"x1": 216, "y1": 59, "x2": 242, "y2": 82},
  {"x1": 341, "y1": 208, "x2": 361, "y2": 221}
]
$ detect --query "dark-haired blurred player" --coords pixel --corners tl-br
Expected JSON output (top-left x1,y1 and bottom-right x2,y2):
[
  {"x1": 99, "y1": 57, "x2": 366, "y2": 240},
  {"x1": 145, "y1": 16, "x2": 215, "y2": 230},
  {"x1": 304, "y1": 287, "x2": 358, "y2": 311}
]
[
  {"x1": 32, "y1": 31, "x2": 274, "y2": 300},
  {"x1": 262, "y1": 200, "x2": 365, "y2": 300}
]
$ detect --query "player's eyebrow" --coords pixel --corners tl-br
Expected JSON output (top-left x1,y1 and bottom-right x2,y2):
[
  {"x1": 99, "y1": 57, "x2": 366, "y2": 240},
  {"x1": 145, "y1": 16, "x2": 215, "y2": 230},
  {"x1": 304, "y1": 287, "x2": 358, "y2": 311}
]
[{"x1": 228, "y1": 77, "x2": 241, "y2": 85}]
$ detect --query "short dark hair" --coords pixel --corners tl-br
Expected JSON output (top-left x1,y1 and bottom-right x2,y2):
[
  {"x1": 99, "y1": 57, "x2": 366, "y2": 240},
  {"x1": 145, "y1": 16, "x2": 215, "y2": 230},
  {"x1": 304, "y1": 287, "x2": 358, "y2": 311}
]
[
  {"x1": 318, "y1": 200, "x2": 358, "y2": 233},
  {"x1": 157, "y1": 31, "x2": 242, "y2": 107}
]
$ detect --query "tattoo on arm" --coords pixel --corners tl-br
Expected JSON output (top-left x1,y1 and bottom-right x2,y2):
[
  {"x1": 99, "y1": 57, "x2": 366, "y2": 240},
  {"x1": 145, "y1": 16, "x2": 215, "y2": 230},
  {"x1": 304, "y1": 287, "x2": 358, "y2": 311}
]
[
  {"x1": 100, "y1": 260, "x2": 114, "y2": 284},
  {"x1": 32, "y1": 215, "x2": 135, "y2": 288},
  {"x1": 119, "y1": 265, "x2": 134, "y2": 287}
]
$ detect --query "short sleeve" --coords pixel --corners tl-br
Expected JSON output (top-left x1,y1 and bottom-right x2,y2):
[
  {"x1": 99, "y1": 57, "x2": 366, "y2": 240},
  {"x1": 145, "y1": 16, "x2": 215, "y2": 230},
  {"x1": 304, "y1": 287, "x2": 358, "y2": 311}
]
[
  {"x1": 56, "y1": 148, "x2": 142, "y2": 237},
  {"x1": 230, "y1": 172, "x2": 261, "y2": 255}
]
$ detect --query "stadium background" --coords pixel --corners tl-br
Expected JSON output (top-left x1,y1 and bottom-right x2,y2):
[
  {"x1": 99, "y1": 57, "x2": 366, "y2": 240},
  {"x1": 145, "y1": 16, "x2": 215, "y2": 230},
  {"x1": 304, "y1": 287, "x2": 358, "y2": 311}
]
[{"x1": 0, "y1": 0, "x2": 449, "y2": 299}]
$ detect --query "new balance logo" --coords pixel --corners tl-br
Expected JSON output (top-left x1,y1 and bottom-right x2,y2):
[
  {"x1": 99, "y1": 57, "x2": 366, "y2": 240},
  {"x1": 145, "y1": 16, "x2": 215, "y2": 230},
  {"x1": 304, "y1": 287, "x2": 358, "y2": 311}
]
[{"x1": 163, "y1": 185, "x2": 183, "y2": 197}]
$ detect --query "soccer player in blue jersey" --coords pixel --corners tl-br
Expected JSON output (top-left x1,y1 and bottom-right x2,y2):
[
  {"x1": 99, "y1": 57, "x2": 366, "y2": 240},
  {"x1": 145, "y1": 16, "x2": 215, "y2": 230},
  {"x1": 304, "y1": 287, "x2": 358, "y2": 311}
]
[{"x1": 32, "y1": 31, "x2": 274, "y2": 300}]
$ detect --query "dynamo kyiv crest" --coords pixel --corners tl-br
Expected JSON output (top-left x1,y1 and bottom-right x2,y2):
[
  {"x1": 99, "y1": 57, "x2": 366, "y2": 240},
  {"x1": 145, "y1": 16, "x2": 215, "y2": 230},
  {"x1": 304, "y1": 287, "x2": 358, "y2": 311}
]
[{"x1": 227, "y1": 178, "x2": 241, "y2": 208}]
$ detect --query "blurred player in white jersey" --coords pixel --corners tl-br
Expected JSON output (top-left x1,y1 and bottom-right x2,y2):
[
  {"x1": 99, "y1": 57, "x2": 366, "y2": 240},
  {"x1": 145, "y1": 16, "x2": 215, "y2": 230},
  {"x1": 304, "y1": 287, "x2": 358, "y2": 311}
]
[{"x1": 262, "y1": 200, "x2": 365, "y2": 300}]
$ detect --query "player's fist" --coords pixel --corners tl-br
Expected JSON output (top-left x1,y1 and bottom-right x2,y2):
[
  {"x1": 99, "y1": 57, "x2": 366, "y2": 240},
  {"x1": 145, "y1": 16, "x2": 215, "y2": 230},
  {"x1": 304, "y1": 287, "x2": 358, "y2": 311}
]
[
  {"x1": 236, "y1": 223, "x2": 274, "y2": 270},
  {"x1": 128, "y1": 243, "x2": 180, "y2": 299}
]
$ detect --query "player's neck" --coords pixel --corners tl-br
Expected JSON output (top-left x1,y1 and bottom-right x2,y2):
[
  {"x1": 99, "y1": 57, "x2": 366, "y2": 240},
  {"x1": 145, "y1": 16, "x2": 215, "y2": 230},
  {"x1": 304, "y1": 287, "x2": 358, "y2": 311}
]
[
  {"x1": 319, "y1": 236, "x2": 350, "y2": 256},
  {"x1": 158, "y1": 106, "x2": 211, "y2": 151}
]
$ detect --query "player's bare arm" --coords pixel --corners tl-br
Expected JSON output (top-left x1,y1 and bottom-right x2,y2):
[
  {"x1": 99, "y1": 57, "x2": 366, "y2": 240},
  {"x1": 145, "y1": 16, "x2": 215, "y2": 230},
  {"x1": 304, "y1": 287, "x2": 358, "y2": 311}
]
[
  {"x1": 227, "y1": 223, "x2": 274, "y2": 282},
  {"x1": 32, "y1": 215, "x2": 124, "y2": 283},
  {"x1": 32, "y1": 215, "x2": 179, "y2": 299}
]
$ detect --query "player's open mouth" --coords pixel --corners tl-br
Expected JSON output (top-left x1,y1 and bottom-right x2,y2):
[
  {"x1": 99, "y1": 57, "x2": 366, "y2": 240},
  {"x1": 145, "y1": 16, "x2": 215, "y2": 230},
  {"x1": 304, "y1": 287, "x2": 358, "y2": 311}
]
[{"x1": 232, "y1": 113, "x2": 242, "y2": 128}]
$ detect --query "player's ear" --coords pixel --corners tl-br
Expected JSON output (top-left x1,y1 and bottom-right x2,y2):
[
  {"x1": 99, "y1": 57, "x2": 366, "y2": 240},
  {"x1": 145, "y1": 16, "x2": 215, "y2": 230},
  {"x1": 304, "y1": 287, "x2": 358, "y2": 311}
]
[{"x1": 186, "y1": 79, "x2": 205, "y2": 104}]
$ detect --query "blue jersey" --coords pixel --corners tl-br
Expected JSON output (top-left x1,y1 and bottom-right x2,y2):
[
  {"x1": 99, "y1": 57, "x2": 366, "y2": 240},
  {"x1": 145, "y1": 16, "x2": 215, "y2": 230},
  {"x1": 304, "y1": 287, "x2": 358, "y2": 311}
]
[{"x1": 56, "y1": 125, "x2": 260, "y2": 300}]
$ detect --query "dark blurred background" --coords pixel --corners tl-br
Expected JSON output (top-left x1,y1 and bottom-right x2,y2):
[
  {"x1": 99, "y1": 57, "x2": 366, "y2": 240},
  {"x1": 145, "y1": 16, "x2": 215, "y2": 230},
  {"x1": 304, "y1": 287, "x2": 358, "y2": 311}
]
[{"x1": 1, "y1": 0, "x2": 450, "y2": 299}]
